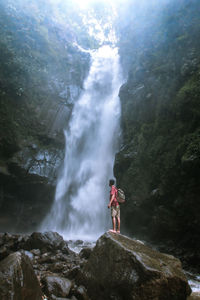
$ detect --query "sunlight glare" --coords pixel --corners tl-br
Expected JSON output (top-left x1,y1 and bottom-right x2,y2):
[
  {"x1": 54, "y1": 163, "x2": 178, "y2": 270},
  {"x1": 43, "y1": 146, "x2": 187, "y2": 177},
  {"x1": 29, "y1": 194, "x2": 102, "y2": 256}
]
[
  {"x1": 71, "y1": 0, "x2": 124, "y2": 10},
  {"x1": 72, "y1": 0, "x2": 94, "y2": 9}
]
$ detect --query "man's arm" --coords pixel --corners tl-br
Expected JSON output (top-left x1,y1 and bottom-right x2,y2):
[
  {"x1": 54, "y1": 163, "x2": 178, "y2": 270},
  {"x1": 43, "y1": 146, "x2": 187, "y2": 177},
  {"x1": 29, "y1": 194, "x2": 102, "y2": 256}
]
[{"x1": 108, "y1": 194, "x2": 115, "y2": 208}]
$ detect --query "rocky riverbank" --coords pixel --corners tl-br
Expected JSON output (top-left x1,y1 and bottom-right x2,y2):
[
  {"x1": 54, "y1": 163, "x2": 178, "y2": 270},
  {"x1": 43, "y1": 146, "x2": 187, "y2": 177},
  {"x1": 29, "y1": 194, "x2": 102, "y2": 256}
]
[{"x1": 0, "y1": 231, "x2": 194, "y2": 300}]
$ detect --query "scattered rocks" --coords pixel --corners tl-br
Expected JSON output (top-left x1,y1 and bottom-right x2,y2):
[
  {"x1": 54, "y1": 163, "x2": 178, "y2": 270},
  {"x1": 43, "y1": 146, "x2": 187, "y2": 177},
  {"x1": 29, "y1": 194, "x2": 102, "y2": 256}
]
[
  {"x1": 0, "y1": 231, "x2": 92, "y2": 300},
  {"x1": 38, "y1": 253, "x2": 57, "y2": 264},
  {"x1": 0, "y1": 231, "x2": 194, "y2": 300},
  {"x1": 0, "y1": 232, "x2": 25, "y2": 260},
  {"x1": 49, "y1": 262, "x2": 66, "y2": 273}
]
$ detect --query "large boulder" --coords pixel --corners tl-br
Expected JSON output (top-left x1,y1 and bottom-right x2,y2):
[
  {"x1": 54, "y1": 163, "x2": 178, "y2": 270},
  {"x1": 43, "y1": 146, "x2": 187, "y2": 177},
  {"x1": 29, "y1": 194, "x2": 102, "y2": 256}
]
[
  {"x1": 78, "y1": 232, "x2": 191, "y2": 300},
  {"x1": 23, "y1": 231, "x2": 70, "y2": 253},
  {"x1": 0, "y1": 251, "x2": 43, "y2": 300},
  {"x1": 41, "y1": 273, "x2": 72, "y2": 299},
  {"x1": 187, "y1": 292, "x2": 200, "y2": 300}
]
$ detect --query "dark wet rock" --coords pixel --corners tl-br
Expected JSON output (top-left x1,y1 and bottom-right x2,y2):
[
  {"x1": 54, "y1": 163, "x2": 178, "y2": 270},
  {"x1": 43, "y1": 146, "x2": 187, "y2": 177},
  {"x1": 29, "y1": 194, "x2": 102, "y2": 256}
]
[
  {"x1": 0, "y1": 251, "x2": 43, "y2": 300},
  {"x1": 31, "y1": 248, "x2": 41, "y2": 256},
  {"x1": 41, "y1": 273, "x2": 72, "y2": 299},
  {"x1": 187, "y1": 292, "x2": 200, "y2": 300},
  {"x1": 49, "y1": 262, "x2": 66, "y2": 273},
  {"x1": 51, "y1": 297, "x2": 71, "y2": 300},
  {"x1": 31, "y1": 248, "x2": 80, "y2": 276},
  {"x1": 0, "y1": 233, "x2": 27, "y2": 261},
  {"x1": 38, "y1": 253, "x2": 56, "y2": 264},
  {"x1": 24, "y1": 250, "x2": 34, "y2": 261},
  {"x1": 0, "y1": 245, "x2": 10, "y2": 261},
  {"x1": 0, "y1": 233, "x2": 17, "y2": 250},
  {"x1": 73, "y1": 285, "x2": 90, "y2": 300},
  {"x1": 79, "y1": 248, "x2": 93, "y2": 260},
  {"x1": 63, "y1": 266, "x2": 82, "y2": 280},
  {"x1": 71, "y1": 297, "x2": 78, "y2": 300},
  {"x1": 56, "y1": 253, "x2": 71, "y2": 262},
  {"x1": 74, "y1": 240, "x2": 84, "y2": 246},
  {"x1": 23, "y1": 231, "x2": 70, "y2": 253},
  {"x1": 78, "y1": 232, "x2": 191, "y2": 300},
  {"x1": 68, "y1": 240, "x2": 95, "y2": 255}
]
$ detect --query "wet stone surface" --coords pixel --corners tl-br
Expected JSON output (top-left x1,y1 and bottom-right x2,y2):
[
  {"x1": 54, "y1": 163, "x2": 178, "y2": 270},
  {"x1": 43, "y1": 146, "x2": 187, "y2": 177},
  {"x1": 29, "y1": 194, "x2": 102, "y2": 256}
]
[
  {"x1": 0, "y1": 231, "x2": 199, "y2": 300},
  {"x1": 0, "y1": 231, "x2": 93, "y2": 300}
]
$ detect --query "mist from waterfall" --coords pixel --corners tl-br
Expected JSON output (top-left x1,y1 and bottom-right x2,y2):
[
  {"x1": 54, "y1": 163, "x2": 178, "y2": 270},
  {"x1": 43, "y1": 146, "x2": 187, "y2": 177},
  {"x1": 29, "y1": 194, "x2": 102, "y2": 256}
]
[{"x1": 41, "y1": 45, "x2": 123, "y2": 240}]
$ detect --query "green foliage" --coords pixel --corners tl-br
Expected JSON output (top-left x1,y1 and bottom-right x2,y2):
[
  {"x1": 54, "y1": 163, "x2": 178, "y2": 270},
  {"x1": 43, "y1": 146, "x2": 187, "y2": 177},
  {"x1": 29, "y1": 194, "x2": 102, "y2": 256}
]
[
  {"x1": 0, "y1": 0, "x2": 96, "y2": 166},
  {"x1": 181, "y1": 130, "x2": 200, "y2": 163},
  {"x1": 115, "y1": 0, "x2": 200, "y2": 246}
]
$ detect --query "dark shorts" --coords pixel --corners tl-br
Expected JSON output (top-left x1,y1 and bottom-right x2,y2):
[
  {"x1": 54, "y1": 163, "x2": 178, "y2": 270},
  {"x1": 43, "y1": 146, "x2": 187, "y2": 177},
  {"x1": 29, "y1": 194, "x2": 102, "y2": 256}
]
[{"x1": 111, "y1": 205, "x2": 120, "y2": 218}]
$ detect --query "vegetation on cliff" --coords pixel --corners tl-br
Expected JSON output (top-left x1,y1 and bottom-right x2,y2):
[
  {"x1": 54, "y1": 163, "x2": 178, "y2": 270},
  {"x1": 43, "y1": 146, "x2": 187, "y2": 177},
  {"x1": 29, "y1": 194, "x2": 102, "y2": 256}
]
[
  {"x1": 115, "y1": 0, "x2": 200, "y2": 261},
  {"x1": 0, "y1": 0, "x2": 94, "y2": 232},
  {"x1": 0, "y1": 0, "x2": 91, "y2": 161}
]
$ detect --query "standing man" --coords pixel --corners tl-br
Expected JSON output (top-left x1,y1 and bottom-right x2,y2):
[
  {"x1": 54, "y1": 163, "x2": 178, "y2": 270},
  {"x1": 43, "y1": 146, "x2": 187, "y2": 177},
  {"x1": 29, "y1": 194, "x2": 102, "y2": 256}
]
[{"x1": 108, "y1": 179, "x2": 120, "y2": 233}]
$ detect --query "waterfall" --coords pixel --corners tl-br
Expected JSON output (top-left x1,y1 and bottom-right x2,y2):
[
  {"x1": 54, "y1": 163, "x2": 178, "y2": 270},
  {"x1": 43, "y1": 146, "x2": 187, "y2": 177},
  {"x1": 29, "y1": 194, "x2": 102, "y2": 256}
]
[{"x1": 41, "y1": 45, "x2": 123, "y2": 240}]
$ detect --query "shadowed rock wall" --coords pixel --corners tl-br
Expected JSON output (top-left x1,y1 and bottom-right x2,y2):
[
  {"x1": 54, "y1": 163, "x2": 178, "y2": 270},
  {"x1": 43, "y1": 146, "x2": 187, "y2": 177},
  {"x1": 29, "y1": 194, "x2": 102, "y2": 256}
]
[
  {"x1": 0, "y1": 0, "x2": 91, "y2": 232},
  {"x1": 114, "y1": 0, "x2": 200, "y2": 267}
]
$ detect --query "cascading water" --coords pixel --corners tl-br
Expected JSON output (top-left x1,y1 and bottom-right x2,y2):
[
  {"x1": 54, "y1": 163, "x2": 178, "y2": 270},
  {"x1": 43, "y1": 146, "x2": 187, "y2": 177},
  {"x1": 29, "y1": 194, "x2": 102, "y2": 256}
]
[{"x1": 41, "y1": 45, "x2": 123, "y2": 240}]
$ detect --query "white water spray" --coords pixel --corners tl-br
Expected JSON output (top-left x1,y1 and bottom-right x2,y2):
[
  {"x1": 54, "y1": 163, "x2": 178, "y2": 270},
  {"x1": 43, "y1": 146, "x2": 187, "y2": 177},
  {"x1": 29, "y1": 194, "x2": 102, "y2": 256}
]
[{"x1": 41, "y1": 45, "x2": 123, "y2": 240}]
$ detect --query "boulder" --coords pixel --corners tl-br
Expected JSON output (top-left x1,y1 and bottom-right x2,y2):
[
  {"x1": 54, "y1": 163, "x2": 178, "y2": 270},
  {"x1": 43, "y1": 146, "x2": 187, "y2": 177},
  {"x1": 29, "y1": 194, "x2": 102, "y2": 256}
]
[
  {"x1": 74, "y1": 240, "x2": 84, "y2": 246},
  {"x1": 31, "y1": 249, "x2": 41, "y2": 256},
  {"x1": 63, "y1": 266, "x2": 81, "y2": 280},
  {"x1": 0, "y1": 233, "x2": 22, "y2": 260},
  {"x1": 187, "y1": 292, "x2": 200, "y2": 300},
  {"x1": 79, "y1": 247, "x2": 93, "y2": 260},
  {"x1": 23, "y1": 231, "x2": 70, "y2": 253},
  {"x1": 73, "y1": 285, "x2": 90, "y2": 300},
  {"x1": 49, "y1": 262, "x2": 68, "y2": 273},
  {"x1": 0, "y1": 251, "x2": 43, "y2": 300},
  {"x1": 51, "y1": 297, "x2": 70, "y2": 300},
  {"x1": 42, "y1": 273, "x2": 72, "y2": 299},
  {"x1": 78, "y1": 232, "x2": 191, "y2": 300},
  {"x1": 0, "y1": 245, "x2": 10, "y2": 261}
]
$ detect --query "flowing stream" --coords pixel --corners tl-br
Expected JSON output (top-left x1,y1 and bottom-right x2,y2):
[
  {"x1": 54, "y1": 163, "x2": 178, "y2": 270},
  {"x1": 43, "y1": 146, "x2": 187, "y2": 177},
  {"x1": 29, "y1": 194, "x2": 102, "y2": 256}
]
[{"x1": 41, "y1": 45, "x2": 123, "y2": 240}]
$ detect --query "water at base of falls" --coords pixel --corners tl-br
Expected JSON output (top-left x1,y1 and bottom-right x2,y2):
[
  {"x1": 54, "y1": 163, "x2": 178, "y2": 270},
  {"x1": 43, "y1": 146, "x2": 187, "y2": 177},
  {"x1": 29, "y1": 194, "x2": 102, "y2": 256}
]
[{"x1": 40, "y1": 45, "x2": 123, "y2": 241}]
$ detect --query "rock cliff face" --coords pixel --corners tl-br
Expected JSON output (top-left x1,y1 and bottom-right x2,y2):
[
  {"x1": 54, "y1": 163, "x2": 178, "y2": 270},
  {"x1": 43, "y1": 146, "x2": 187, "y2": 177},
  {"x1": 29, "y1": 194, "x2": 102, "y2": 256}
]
[
  {"x1": 0, "y1": 0, "x2": 91, "y2": 231},
  {"x1": 114, "y1": 0, "x2": 200, "y2": 265}
]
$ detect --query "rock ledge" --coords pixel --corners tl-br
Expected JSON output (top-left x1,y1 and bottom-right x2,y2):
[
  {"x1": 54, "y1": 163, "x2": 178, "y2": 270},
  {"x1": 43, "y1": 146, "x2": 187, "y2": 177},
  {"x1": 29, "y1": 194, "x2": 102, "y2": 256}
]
[{"x1": 78, "y1": 232, "x2": 191, "y2": 300}]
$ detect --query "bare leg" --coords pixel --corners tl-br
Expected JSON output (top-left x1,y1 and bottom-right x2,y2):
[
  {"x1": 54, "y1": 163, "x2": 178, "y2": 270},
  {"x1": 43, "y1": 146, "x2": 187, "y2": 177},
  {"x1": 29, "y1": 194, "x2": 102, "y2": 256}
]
[
  {"x1": 109, "y1": 209, "x2": 117, "y2": 233},
  {"x1": 116, "y1": 217, "x2": 120, "y2": 233},
  {"x1": 112, "y1": 217, "x2": 116, "y2": 232}
]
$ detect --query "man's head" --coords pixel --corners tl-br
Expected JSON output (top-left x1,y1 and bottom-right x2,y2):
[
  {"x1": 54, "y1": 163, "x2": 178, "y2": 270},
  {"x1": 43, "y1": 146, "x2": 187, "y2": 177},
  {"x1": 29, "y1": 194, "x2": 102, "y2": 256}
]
[{"x1": 109, "y1": 179, "x2": 115, "y2": 186}]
